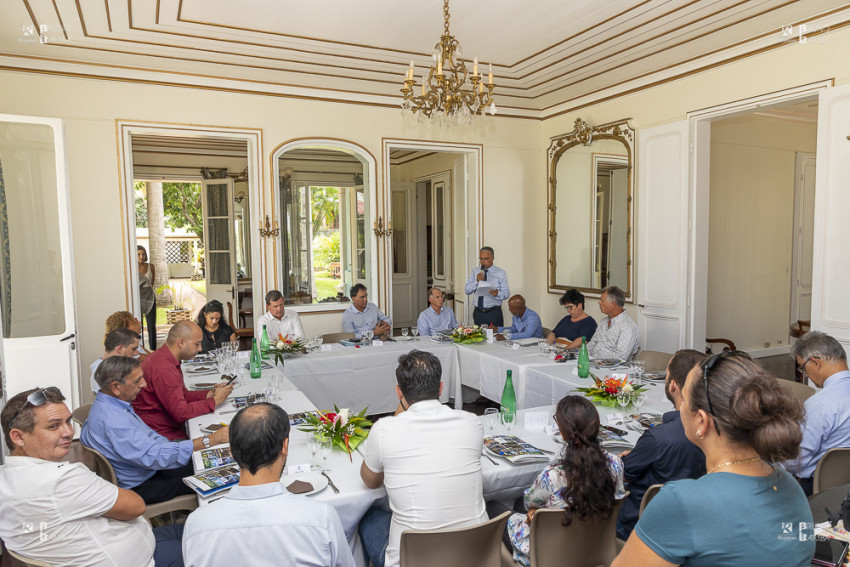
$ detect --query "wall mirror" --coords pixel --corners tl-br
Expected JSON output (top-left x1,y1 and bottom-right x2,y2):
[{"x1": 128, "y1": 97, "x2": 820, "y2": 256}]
[{"x1": 547, "y1": 117, "x2": 634, "y2": 298}]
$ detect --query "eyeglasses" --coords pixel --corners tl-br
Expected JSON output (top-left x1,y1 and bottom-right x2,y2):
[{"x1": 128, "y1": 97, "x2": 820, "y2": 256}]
[
  {"x1": 7, "y1": 387, "x2": 61, "y2": 429},
  {"x1": 563, "y1": 305, "x2": 575, "y2": 311},
  {"x1": 700, "y1": 351, "x2": 751, "y2": 418},
  {"x1": 796, "y1": 357, "x2": 815, "y2": 376}
]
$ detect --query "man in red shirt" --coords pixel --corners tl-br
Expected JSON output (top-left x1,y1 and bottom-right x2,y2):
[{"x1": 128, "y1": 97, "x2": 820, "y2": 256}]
[{"x1": 134, "y1": 320, "x2": 233, "y2": 440}]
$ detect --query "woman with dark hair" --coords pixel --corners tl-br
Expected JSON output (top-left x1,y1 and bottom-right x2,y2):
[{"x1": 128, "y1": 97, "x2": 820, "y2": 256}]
[
  {"x1": 197, "y1": 300, "x2": 236, "y2": 353},
  {"x1": 137, "y1": 245, "x2": 157, "y2": 349},
  {"x1": 613, "y1": 352, "x2": 815, "y2": 567},
  {"x1": 506, "y1": 395, "x2": 625, "y2": 567},
  {"x1": 546, "y1": 288, "x2": 597, "y2": 348}
]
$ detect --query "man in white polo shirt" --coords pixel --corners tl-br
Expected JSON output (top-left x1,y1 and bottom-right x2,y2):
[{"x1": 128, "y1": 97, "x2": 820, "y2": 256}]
[
  {"x1": 0, "y1": 387, "x2": 183, "y2": 566},
  {"x1": 359, "y1": 350, "x2": 487, "y2": 567}
]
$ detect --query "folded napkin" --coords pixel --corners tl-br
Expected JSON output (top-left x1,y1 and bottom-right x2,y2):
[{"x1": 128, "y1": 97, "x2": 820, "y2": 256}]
[{"x1": 286, "y1": 480, "x2": 314, "y2": 494}]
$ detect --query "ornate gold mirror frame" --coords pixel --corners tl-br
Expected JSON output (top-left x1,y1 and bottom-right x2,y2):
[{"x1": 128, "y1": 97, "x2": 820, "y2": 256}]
[{"x1": 547, "y1": 117, "x2": 635, "y2": 298}]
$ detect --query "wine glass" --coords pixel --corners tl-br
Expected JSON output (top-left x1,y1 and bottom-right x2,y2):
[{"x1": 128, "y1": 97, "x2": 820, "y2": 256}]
[
  {"x1": 365, "y1": 329, "x2": 374, "y2": 346},
  {"x1": 502, "y1": 329, "x2": 512, "y2": 346},
  {"x1": 308, "y1": 434, "x2": 322, "y2": 471},
  {"x1": 500, "y1": 407, "x2": 515, "y2": 431},
  {"x1": 401, "y1": 327, "x2": 409, "y2": 338},
  {"x1": 633, "y1": 392, "x2": 647, "y2": 416},
  {"x1": 484, "y1": 408, "x2": 499, "y2": 434},
  {"x1": 315, "y1": 336, "x2": 324, "y2": 350},
  {"x1": 616, "y1": 391, "x2": 632, "y2": 419},
  {"x1": 411, "y1": 327, "x2": 419, "y2": 339},
  {"x1": 319, "y1": 436, "x2": 333, "y2": 473},
  {"x1": 632, "y1": 360, "x2": 646, "y2": 385}
]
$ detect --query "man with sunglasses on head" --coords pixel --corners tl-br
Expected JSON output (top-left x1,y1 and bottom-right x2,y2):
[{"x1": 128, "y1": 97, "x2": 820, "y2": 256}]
[
  {"x1": 0, "y1": 387, "x2": 183, "y2": 566},
  {"x1": 784, "y1": 331, "x2": 850, "y2": 496}
]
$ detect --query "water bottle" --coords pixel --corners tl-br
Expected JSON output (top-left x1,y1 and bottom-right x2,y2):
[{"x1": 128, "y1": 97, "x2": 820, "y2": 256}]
[
  {"x1": 500, "y1": 370, "x2": 516, "y2": 430},
  {"x1": 577, "y1": 336, "x2": 590, "y2": 378},
  {"x1": 250, "y1": 338, "x2": 262, "y2": 379},
  {"x1": 260, "y1": 325, "x2": 270, "y2": 360}
]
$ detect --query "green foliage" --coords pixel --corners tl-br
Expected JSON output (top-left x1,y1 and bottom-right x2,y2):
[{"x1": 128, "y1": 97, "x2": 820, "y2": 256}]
[
  {"x1": 311, "y1": 187, "x2": 340, "y2": 238},
  {"x1": 162, "y1": 183, "x2": 203, "y2": 241},
  {"x1": 313, "y1": 231, "x2": 340, "y2": 267}
]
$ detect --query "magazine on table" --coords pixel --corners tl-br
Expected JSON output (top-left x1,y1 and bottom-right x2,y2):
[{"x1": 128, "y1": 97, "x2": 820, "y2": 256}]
[
  {"x1": 183, "y1": 463, "x2": 241, "y2": 497},
  {"x1": 192, "y1": 444, "x2": 235, "y2": 471},
  {"x1": 289, "y1": 410, "x2": 322, "y2": 426},
  {"x1": 233, "y1": 393, "x2": 267, "y2": 409},
  {"x1": 483, "y1": 435, "x2": 550, "y2": 463}
]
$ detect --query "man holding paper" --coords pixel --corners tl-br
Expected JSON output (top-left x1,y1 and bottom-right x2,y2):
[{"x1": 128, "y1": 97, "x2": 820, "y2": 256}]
[{"x1": 464, "y1": 246, "x2": 509, "y2": 327}]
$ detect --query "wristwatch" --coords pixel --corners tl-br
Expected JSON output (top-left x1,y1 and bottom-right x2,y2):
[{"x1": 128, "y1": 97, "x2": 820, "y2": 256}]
[{"x1": 202, "y1": 436, "x2": 211, "y2": 449}]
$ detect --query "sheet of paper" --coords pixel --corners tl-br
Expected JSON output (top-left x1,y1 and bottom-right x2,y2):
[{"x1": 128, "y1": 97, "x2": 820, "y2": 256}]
[
  {"x1": 320, "y1": 344, "x2": 332, "y2": 352},
  {"x1": 606, "y1": 413, "x2": 624, "y2": 424},
  {"x1": 475, "y1": 279, "x2": 495, "y2": 298},
  {"x1": 524, "y1": 411, "x2": 549, "y2": 431}
]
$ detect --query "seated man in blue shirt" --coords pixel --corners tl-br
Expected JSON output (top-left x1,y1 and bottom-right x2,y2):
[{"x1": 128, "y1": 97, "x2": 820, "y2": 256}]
[
  {"x1": 417, "y1": 287, "x2": 458, "y2": 336},
  {"x1": 183, "y1": 403, "x2": 354, "y2": 567},
  {"x1": 616, "y1": 349, "x2": 706, "y2": 539},
  {"x1": 342, "y1": 283, "x2": 392, "y2": 338},
  {"x1": 784, "y1": 331, "x2": 850, "y2": 496},
  {"x1": 497, "y1": 295, "x2": 543, "y2": 340},
  {"x1": 81, "y1": 356, "x2": 229, "y2": 505}
]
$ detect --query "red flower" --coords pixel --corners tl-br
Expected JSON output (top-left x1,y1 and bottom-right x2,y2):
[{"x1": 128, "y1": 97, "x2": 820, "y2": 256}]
[{"x1": 321, "y1": 412, "x2": 337, "y2": 423}]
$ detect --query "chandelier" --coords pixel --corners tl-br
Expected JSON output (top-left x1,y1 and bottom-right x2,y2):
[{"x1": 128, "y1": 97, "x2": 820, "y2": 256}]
[{"x1": 401, "y1": 0, "x2": 496, "y2": 125}]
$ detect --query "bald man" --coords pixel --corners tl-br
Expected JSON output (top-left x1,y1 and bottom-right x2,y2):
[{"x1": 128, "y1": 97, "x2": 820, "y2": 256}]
[
  {"x1": 496, "y1": 295, "x2": 544, "y2": 340},
  {"x1": 134, "y1": 320, "x2": 233, "y2": 441}
]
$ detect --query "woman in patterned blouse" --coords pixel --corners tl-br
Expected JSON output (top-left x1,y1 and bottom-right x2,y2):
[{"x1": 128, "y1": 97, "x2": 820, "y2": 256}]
[{"x1": 506, "y1": 395, "x2": 626, "y2": 567}]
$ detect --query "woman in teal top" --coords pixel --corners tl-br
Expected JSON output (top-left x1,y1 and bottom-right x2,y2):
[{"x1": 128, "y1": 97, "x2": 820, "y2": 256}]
[{"x1": 613, "y1": 352, "x2": 815, "y2": 567}]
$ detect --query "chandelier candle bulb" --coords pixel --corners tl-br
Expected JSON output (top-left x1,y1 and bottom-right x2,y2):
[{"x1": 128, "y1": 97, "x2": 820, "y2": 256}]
[
  {"x1": 473, "y1": 57, "x2": 478, "y2": 76},
  {"x1": 488, "y1": 63, "x2": 493, "y2": 84}
]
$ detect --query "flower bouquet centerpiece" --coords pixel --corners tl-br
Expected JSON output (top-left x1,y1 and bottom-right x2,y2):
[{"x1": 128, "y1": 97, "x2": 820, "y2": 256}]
[
  {"x1": 575, "y1": 373, "x2": 648, "y2": 407},
  {"x1": 300, "y1": 406, "x2": 372, "y2": 462},
  {"x1": 266, "y1": 333, "x2": 306, "y2": 365},
  {"x1": 450, "y1": 325, "x2": 486, "y2": 344}
]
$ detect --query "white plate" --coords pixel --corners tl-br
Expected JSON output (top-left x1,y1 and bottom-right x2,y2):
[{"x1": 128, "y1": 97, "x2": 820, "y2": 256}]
[
  {"x1": 187, "y1": 365, "x2": 218, "y2": 374},
  {"x1": 393, "y1": 336, "x2": 415, "y2": 341},
  {"x1": 189, "y1": 380, "x2": 219, "y2": 390},
  {"x1": 282, "y1": 471, "x2": 328, "y2": 496}
]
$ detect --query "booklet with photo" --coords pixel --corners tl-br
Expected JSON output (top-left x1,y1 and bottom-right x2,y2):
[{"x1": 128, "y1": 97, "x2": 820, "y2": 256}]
[
  {"x1": 192, "y1": 444, "x2": 235, "y2": 471},
  {"x1": 289, "y1": 410, "x2": 322, "y2": 426},
  {"x1": 233, "y1": 393, "x2": 266, "y2": 409},
  {"x1": 483, "y1": 435, "x2": 550, "y2": 463},
  {"x1": 183, "y1": 463, "x2": 241, "y2": 497},
  {"x1": 598, "y1": 425, "x2": 630, "y2": 444}
]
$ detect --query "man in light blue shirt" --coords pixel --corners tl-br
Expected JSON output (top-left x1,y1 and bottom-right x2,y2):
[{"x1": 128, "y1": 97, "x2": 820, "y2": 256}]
[
  {"x1": 81, "y1": 356, "x2": 229, "y2": 504},
  {"x1": 497, "y1": 294, "x2": 543, "y2": 340},
  {"x1": 342, "y1": 283, "x2": 392, "y2": 338},
  {"x1": 785, "y1": 331, "x2": 850, "y2": 495},
  {"x1": 417, "y1": 287, "x2": 458, "y2": 336},
  {"x1": 464, "y1": 246, "x2": 509, "y2": 328},
  {"x1": 183, "y1": 403, "x2": 354, "y2": 567}
]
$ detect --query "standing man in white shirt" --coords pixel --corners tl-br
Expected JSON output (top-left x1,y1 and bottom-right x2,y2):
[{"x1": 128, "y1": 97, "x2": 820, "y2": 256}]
[
  {"x1": 256, "y1": 290, "x2": 305, "y2": 341},
  {"x1": 342, "y1": 283, "x2": 392, "y2": 338},
  {"x1": 416, "y1": 287, "x2": 458, "y2": 336},
  {"x1": 359, "y1": 350, "x2": 488, "y2": 567},
  {"x1": 464, "y1": 246, "x2": 509, "y2": 328},
  {"x1": 587, "y1": 286, "x2": 639, "y2": 360}
]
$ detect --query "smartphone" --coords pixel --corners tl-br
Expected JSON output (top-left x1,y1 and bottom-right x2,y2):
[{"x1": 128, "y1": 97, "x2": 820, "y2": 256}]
[
  {"x1": 812, "y1": 538, "x2": 848, "y2": 567},
  {"x1": 602, "y1": 425, "x2": 629, "y2": 437},
  {"x1": 225, "y1": 374, "x2": 238, "y2": 385},
  {"x1": 200, "y1": 423, "x2": 225, "y2": 434}
]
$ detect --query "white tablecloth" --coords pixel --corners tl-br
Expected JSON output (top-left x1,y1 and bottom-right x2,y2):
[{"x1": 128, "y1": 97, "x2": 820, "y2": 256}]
[
  {"x1": 283, "y1": 340, "x2": 462, "y2": 415},
  {"x1": 456, "y1": 342, "x2": 552, "y2": 407}
]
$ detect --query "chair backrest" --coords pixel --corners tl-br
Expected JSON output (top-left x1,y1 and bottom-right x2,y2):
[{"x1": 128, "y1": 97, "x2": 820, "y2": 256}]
[
  {"x1": 7, "y1": 548, "x2": 53, "y2": 567},
  {"x1": 814, "y1": 448, "x2": 850, "y2": 494},
  {"x1": 529, "y1": 498, "x2": 626, "y2": 567},
  {"x1": 323, "y1": 332, "x2": 354, "y2": 344},
  {"x1": 399, "y1": 511, "x2": 510, "y2": 567},
  {"x1": 71, "y1": 403, "x2": 92, "y2": 427},
  {"x1": 637, "y1": 350, "x2": 674, "y2": 372},
  {"x1": 774, "y1": 377, "x2": 815, "y2": 403},
  {"x1": 542, "y1": 327, "x2": 552, "y2": 338},
  {"x1": 638, "y1": 484, "x2": 663, "y2": 518},
  {"x1": 79, "y1": 443, "x2": 118, "y2": 485}
]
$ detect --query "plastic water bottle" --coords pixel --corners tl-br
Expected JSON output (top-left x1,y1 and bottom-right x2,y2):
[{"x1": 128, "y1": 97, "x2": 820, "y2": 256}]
[
  {"x1": 577, "y1": 336, "x2": 590, "y2": 378},
  {"x1": 500, "y1": 370, "x2": 516, "y2": 430},
  {"x1": 250, "y1": 338, "x2": 262, "y2": 379},
  {"x1": 260, "y1": 325, "x2": 270, "y2": 360}
]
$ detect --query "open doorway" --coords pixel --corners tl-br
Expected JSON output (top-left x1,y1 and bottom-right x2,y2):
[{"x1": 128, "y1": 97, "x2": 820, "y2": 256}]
[{"x1": 703, "y1": 97, "x2": 818, "y2": 357}]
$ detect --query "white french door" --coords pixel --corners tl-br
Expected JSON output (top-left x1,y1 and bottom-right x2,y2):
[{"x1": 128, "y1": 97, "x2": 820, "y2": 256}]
[
  {"x1": 202, "y1": 178, "x2": 237, "y2": 306},
  {"x1": 429, "y1": 173, "x2": 453, "y2": 290},
  {"x1": 0, "y1": 115, "x2": 80, "y2": 428}
]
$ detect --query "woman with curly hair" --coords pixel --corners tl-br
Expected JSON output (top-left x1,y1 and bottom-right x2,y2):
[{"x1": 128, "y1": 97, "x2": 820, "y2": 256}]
[
  {"x1": 104, "y1": 310, "x2": 149, "y2": 358},
  {"x1": 506, "y1": 395, "x2": 625, "y2": 567},
  {"x1": 196, "y1": 300, "x2": 236, "y2": 353}
]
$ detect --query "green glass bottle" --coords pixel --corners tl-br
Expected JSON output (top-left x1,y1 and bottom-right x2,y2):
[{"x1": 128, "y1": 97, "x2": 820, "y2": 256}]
[
  {"x1": 260, "y1": 325, "x2": 270, "y2": 360},
  {"x1": 250, "y1": 338, "x2": 262, "y2": 379},
  {"x1": 500, "y1": 370, "x2": 516, "y2": 429},
  {"x1": 577, "y1": 336, "x2": 590, "y2": 378}
]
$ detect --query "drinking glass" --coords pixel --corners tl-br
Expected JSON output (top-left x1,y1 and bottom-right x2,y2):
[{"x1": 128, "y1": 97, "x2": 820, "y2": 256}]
[
  {"x1": 633, "y1": 392, "x2": 647, "y2": 415},
  {"x1": 484, "y1": 408, "x2": 499, "y2": 434},
  {"x1": 365, "y1": 330, "x2": 374, "y2": 345},
  {"x1": 538, "y1": 339, "x2": 549, "y2": 357},
  {"x1": 502, "y1": 329, "x2": 512, "y2": 346},
  {"x1": 308, "y1": 435, "x2": 322, "y2": 471},
  {"x1": 315, "y1": 336, "x2": 324, "y2": 350},
  {"x1": 411, "y1": 327, "x2": 419, "y2": 339},
  {"x1": 500, "y1": 407, "x2": 515, "y2": 431},
  {"x1": 401, "y1": 327, "x2": 409, "y2": 338},
  {"x1": 616, "y1": 391, "x2": 632, "y2": 417},
  {"x1": 632, "y1": 360, "x2": 646, "y2": 385},
  {"x1": 319, "y1": 436, "x2": 333, "y2": 473}
]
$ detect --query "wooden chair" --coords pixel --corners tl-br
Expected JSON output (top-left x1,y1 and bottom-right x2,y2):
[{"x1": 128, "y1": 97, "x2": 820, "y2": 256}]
[
  {"x1": 399, "y1": 511, "x2": 510, "y2": 567},
  {"x1": 637, "y1": 351, "x2": 673, "y2": 372},
  {"x1": 527, "y1": 498, "x2": 626, "y2": 567},
  {"x1": 705, "y1": 338, "x2": 736, "y2": 354},
  {"x1": 71, "y1": 404, "x2": 91, "y2": 428},
  {"x1": 323, "y1": 332, "x2": 355, "y2": 344},
  {"x1": 638, "y1": 484, "x2": 663, "y2": 518},
  {"x1": 789, "y1": 319, "x2": 810, "y2": 339},
  {"x1": 6, "y1": 548, "x2": 52, "y2": 567},
  {"x1": 774, "y1": 377, "x2": 815, "y2": 403},
  {"x1": 813, "y1": 448, "x2": 850, "y2": 494},
  {"x1": 227, "y1": 301, "x2": 255, "y2": 351}
]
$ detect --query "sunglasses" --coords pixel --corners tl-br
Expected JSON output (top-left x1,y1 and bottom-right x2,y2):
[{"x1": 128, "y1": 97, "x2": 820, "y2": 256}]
[
  {"x1": 700, "y1": 351, "x2": 751, "y2": 418},
  {"x1": 7, "y1": 387, "x2": 61, "y2": 429}
]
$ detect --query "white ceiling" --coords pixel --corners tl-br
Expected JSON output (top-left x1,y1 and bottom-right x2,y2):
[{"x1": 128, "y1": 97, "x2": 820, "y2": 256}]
[{"x1": 3, "y1": 0, "x2": 846, "y2": 119}]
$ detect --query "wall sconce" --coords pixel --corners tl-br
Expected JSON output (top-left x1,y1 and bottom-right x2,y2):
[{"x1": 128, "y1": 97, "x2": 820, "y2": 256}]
[
  {"x1": 259, "y1": 215, "x2": 280, "y2": 238},
  {"x1": 373, "y1": 216, "x2": 393, "y2": 238},
  {"x1": 234, "y1": 191, "x2": 246, "y2": 204}
]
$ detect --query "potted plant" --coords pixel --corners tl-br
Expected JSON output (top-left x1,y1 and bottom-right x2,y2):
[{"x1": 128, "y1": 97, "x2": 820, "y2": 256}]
[{"x1": 157, "y1": 283, "x2": 192, "y2": 324}]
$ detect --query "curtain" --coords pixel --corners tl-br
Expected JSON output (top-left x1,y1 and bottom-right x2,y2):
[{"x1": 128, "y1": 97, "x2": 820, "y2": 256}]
[{"x1": 0, "y1": 158, "x2": 11, "y2": 337}]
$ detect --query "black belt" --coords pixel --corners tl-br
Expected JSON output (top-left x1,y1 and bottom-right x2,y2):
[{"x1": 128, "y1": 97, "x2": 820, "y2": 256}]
[{"x1": 475, "y1": 306, "x2": 500, "y2": 313}]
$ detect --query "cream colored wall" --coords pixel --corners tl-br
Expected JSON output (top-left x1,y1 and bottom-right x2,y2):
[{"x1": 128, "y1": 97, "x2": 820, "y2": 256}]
[
  {"x1": 0, "y1": 71, "x2": 542, "y2": 399},
  {"x1": 538, "y1": 26, "x2": 850, "y2": 335},
  {"x1": 707, "y1": 115, "x2": 817, "y2": 351}
]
